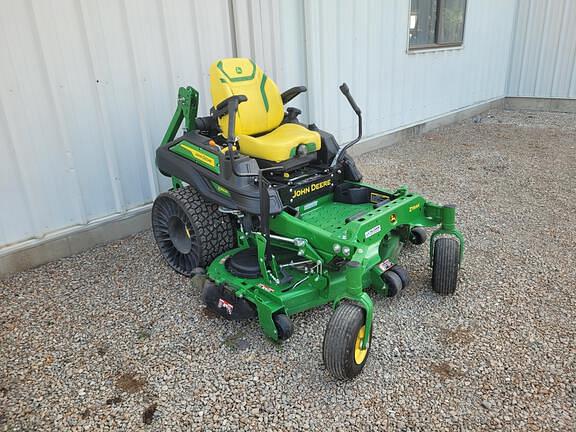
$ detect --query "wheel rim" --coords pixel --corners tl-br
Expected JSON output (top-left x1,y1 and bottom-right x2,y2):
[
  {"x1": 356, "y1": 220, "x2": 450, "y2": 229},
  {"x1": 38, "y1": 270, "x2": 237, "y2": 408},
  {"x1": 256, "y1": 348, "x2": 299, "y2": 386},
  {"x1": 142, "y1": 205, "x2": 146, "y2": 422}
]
[
  {"x1": 167, "y1": 215, "x2": 193, "y2": 254},
  {"x1": 152, "y1": 196, "x2": 200, "y2": 274},
  {"x1": 354, "y1": 325, "x2": 368, "y2": 364}
]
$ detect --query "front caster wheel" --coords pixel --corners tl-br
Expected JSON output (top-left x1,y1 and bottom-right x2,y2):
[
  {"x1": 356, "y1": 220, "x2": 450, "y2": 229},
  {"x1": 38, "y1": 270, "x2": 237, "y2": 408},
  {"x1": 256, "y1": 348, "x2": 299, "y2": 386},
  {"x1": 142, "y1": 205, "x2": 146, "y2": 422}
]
[
  {"x1": 273, "y1": 313, "x2": 294, "y2": 341},
  {"x1": 390, "y1": 265, "x2": 410, "y2": 289},
  {"x1": 383, "y1": 270, "x2": 403, "y2": 297},
  {"x1": 432, "y1": 237, "x2": 460, "y2": 295},
  {"x1": 323, "y1": 303, "x2": 371, "y2": 380},
  {"x1": 410, "y1": 227, "x2": 427, "y2": 245}
]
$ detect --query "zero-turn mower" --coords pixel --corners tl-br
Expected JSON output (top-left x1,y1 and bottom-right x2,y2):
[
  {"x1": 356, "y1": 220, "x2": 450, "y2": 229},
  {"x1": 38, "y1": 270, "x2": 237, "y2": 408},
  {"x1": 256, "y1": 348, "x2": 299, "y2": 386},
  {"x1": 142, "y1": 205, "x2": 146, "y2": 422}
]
[{"x1": 152, "y1": 58, "x2": 464, "y2": 379}]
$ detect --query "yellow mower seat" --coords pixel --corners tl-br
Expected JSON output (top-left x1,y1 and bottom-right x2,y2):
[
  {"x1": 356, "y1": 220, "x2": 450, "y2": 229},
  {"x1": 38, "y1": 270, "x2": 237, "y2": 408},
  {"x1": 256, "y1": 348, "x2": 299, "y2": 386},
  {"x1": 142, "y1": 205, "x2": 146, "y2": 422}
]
[
  {"x1": 237, "y1": 123, "x2": 320, "y2": 163},
  {"x1": 209, "y1": 58, "x2": 321, "y2": 163}
]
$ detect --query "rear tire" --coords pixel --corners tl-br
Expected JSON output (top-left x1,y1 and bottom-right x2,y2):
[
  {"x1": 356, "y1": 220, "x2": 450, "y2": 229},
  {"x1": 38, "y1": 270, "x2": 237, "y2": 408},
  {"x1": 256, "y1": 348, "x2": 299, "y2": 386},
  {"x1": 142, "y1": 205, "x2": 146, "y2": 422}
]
[
  {"x1": 432, "y1": 237, "x2": 460, "y2": 295},
  {"x1": 152, "y1": 187, "x2": 235, "y2": 276},
  {"x1": 323, "y1": 303, "x2": 371, "y2": 380}
]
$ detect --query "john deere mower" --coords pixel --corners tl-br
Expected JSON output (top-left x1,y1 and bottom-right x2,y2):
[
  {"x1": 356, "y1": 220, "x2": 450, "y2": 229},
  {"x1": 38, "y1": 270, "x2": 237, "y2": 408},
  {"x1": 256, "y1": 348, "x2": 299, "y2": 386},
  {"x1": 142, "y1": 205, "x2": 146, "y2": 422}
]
[{"x1": 152, "y1": 58, "x2": 464, "y2": 379}]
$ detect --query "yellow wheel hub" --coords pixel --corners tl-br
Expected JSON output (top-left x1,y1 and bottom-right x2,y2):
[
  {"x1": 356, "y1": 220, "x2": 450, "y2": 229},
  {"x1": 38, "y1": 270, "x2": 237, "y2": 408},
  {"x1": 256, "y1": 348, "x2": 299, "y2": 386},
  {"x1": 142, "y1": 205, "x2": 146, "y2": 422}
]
[{"x1": 354, "y1": 325, "x2": 368, "y2": 364}]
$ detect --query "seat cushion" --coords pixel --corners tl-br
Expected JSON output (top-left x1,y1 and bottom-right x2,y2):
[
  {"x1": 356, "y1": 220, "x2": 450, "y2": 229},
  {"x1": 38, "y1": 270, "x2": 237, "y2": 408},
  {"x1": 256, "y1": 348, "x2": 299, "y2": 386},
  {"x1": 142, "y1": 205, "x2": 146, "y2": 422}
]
[{"x1": 237, "y1": 123, "x2": 321, "y2": 163}]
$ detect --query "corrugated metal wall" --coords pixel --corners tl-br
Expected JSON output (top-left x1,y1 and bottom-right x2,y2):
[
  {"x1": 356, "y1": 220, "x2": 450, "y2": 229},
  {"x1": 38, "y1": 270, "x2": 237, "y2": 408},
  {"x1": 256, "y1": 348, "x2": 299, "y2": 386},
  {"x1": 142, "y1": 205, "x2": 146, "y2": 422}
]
[
  {"x1": 507, "y1": 0, "x2": 576, "y2": 98},
  {"x1": 0, "y1": 0, "x2": 249, "y2": 248},
  {"x1": 300, "y1": 0, "x2": 517, "y2": 143},
  {"x1": 0, "y1": 0, "x2": 557, "y2": 253}
]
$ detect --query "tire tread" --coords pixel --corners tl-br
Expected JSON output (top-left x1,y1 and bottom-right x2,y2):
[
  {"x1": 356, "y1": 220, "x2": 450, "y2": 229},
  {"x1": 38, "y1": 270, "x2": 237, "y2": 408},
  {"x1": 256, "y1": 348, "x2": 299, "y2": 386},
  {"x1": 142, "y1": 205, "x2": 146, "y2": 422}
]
[
  {"x1": 432, "y1": 237, "x2": 459, "y2": 295},
  {"x1": 152, "y1": 186, "x2": 235, "y2": 276},
  {"x1": 323, "y1": 303, "x2": 367, "y2": 380}
]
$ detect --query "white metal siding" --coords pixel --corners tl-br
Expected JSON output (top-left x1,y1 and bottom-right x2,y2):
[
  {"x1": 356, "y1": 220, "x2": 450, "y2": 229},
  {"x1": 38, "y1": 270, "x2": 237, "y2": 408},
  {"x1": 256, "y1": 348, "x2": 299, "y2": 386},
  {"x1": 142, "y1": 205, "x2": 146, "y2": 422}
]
[
  {"x1": 0, "y1": 0, "x2": 554, "y2": 253},
  {"x1": 0, "y1": 0, "x2": 236, "y2": 247},
  {"x1": 507, "y1": 0, "x2": 576, "y2": 98},
  {"x1": 301, "y1": 0, "x2": 517, "y2": 143},
  {"x1": 231, "y1": 0, "x2": 310, "y2": 116}
]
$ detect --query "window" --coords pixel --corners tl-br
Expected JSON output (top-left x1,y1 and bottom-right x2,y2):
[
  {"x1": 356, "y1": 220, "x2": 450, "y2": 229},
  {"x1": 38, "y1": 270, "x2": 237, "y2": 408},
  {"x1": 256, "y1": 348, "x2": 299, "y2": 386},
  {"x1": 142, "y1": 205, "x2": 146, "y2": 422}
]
[{"x1": 409, "y1": 0, "x2": 467, "y2": 50}]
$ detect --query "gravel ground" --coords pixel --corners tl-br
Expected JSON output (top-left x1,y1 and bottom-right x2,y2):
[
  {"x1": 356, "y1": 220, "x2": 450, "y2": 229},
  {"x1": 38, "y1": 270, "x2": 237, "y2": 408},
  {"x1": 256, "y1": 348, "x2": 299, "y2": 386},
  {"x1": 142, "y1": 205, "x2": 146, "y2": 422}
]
[{"x1": 1, "y1": 109, "x2": 575, "y2": 431}]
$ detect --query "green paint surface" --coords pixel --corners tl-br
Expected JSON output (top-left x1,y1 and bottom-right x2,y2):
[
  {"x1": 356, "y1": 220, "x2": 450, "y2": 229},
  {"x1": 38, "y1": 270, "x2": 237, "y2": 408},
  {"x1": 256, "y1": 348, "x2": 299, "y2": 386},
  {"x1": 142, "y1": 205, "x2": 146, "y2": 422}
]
[
  {"x1": 170, "y1": 141, "x2": 220, "y2": 174},
  {"x1": 211, "y1": 181, "x2": 231, "y2": 197},
  {"x1": 206, "y1": 183, "x2": 464, "y2": 342}
]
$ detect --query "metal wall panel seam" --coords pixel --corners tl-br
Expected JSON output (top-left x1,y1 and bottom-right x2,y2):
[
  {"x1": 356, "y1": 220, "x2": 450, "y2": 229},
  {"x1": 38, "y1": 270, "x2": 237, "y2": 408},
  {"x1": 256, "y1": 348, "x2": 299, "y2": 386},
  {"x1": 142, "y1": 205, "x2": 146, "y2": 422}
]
[
  {"x1": 390, "y1": 1, "x2": 402, "y2": 129},
  {"x1": 0, "y1": 13, "x2": 39, "y2": 240},
  {"x1": 118, "y1": 0, "x2": 160, "y2": 200},
  {"x1": 550, "y1": 0, "x2": 569, "y2": 96},
  {"x1": 26, "y1": 0, "x2": 88, "y2": 226},
  {"x1": 273, "y1": 1, "x2": 283, "y2": 83},
  {"x1": 228, "y1": 0, "x2": 239, "y2": 57},
  {"x1": 263, "y1": 0, "x2": 281, "y2": 82},
  {"x1": 188, "y1": 0, "x2": 209, "y2": 104},
  {"x1": 518, "y1": 0, "x2": 533, "y2": 95},
  {"x1": 156, "y1": 1, "x2": 178, "y2": 101},
  {"x1": 254, "y1": 1, "x2": 266, "y2": 71},
  {"x1": 76, "y1": 0, "x2": 126, "y2": 214},
  {"x1": 569, "y1": 48, "x2": 576, "y2": 97},
  {"x1": 334, "y1": 0, "x2": 343, "y2": 134},
  {"x1": 242, "y1": 0, "x2": 257, "y2": 60},
  {"x1": 303, "y1": 0, "x2": 320, "y2": 129},
  {"x1": 569, "y1": 2, "x2": 576, "y2": 97},
  {"x1": 568, "y1": 2, "x2": 576, "y2": 98},
  {"x1": 256, "y1": 0, "x2": 266, "y2": 71},
  {"x1": 293, "y1": 0, "x2": 311, "y2": 123},
  {"x1": 368, "y1": 0, "x2": 382, "y2": 137},
  {"x1": 0, "y1": 98, "x2": 37, "y2": 239},
  {"x1": 505, "y1": 0, "x2": 520, "y2": 96},
  {"x1": 532, "y1": 0, "x2": 550, "y2": 96},
  {"x1": 229, "y1": 0, "x2": 247, "y2": 58}
]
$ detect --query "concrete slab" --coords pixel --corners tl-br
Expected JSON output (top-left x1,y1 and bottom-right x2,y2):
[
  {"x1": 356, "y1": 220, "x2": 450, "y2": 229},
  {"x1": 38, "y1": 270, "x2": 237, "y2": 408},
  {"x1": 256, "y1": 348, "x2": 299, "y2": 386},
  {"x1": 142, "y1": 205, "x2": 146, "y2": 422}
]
[
  {"x1": 1, "y1": 206, "x2": 151, "y2": 278},
  {"x1": 505, "y1": 97, "x2": 576, "y2": 113}
]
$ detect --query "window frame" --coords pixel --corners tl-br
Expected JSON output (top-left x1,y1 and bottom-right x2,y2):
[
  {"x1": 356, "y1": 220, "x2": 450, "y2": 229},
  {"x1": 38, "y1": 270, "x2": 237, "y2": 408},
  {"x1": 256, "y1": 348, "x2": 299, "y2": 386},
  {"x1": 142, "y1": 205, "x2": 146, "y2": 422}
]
[{"x1": 407, "y1": 0, "x2": 468, "y2": 53}]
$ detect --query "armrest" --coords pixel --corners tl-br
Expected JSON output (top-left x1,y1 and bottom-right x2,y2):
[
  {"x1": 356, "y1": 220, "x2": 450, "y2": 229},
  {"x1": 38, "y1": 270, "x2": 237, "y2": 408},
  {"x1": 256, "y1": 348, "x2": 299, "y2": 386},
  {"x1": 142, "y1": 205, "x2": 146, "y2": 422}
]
[
  {"x1": 281, "y1": 86, "x2": 307, "y2": 105},
  {"x1": 213, "y1": 95, "x2": 248, "y2": 140},
  {"x1": 214, "y1": 94, "x2": 248, "y2": 117}
]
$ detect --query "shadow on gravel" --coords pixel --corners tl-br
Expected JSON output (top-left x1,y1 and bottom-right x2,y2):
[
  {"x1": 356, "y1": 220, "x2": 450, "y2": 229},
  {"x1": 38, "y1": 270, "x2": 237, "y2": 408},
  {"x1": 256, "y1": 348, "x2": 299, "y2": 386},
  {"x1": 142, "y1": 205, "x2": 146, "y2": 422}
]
[
  {"x1": 116, "y1": 373, "x2": 147, "y2": 394},
  {"x1": 142, "y1": 403, "x2": 157, "y2": 425},
  {"x1": 223, "y1": 330, "x2": 250, "y2": 350},
  {"x1": 440, "y1": 326, "x2": 475, "y2": 346},
  {"x1": 430, "y1": 362, "x2": 465, "y2": 379}
]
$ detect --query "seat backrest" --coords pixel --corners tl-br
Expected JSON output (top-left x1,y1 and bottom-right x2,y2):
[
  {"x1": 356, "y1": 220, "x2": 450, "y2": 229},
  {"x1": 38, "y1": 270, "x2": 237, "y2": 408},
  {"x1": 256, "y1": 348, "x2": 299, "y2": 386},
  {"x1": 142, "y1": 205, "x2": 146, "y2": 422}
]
[{"x1": 209, "y1": 58, "x2": 284, "y2": 137}]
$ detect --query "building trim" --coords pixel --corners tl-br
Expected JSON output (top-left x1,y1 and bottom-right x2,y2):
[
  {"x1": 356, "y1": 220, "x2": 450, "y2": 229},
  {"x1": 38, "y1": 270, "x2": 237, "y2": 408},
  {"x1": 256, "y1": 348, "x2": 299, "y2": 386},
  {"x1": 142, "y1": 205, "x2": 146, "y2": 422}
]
[
  {"x1": 503, "y1": 96, "x2": 576, "y2": 113},
  {"x1": 1, "y1": 205, "x2": 152, "y2": 278}
]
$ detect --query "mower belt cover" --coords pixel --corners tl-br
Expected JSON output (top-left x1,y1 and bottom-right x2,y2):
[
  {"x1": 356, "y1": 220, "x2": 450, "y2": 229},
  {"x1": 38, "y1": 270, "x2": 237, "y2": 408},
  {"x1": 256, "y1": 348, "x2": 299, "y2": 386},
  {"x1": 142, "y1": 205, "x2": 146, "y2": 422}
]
[{"x1": 203, "y1": 282, "x2": 257, "y2": 321}]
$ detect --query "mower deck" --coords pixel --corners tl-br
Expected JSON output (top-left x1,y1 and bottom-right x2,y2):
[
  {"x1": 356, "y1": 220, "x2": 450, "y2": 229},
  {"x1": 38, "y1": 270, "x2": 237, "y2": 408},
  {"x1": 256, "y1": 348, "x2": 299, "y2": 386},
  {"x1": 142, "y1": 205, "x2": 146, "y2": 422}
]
[{"x1": 204, "y1": 186, "x2": 460, "y2": 341}]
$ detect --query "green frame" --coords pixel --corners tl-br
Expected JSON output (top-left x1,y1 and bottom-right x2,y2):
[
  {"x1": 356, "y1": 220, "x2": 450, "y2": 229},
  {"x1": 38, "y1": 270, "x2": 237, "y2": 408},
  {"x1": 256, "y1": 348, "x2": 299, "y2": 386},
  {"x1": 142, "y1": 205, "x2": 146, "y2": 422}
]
[
  {"x1": 158, "y1": 85, "x2": 464, "y2": 351},
  {"x1": 207, "y1": 184, "x2": 463, "y2": 345}
]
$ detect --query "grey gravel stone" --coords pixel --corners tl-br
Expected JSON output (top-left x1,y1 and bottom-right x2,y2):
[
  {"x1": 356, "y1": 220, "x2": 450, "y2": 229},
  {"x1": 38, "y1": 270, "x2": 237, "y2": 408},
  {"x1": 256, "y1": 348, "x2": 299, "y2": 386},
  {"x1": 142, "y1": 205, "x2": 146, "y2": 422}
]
[{"x1": 1, "y1": 109, "x2": 575, "y2": 431}]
